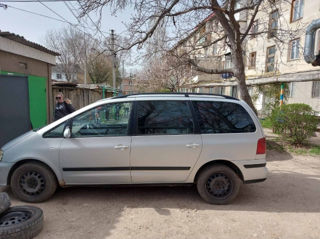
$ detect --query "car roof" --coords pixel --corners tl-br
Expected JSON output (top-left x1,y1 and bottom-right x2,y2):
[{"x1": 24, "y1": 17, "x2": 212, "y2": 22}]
[{"x1": 108, "y1": 93, "x2": 239, "y2": 101}]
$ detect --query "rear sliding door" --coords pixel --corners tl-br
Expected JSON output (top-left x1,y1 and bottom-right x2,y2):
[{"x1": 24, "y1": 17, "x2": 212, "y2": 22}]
[{"x1": 130, "y1": 100, "x2": 202, "y2": 183}]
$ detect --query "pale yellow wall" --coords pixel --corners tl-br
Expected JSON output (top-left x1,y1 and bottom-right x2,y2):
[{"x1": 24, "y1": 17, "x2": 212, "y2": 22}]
[
  {"x1": 176, "y1": 0, "x2": 320, "y2": 111},
  {"x1": 246, "y1": 0, "x2": 320, "y2": 77},
  {"x1": 287, "y1": 81, "x2": 320, "y2": 112}
]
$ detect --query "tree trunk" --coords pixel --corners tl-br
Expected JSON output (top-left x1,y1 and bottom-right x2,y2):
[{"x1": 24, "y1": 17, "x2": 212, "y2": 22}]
[
  {"x1": 237, "y1": 74, "x2": 258, "y2": 115},
  {"x1": 232, "y1": 46, "x2": 258, "y2": 115}
]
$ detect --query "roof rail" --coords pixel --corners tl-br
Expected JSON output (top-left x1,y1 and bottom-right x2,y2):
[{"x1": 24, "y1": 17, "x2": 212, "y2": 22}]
[{"x1": 112, "y1": 92, "x2": 239, "y2": 100}]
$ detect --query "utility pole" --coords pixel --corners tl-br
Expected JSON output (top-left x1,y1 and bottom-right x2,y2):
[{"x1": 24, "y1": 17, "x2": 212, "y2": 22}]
[
  {"x1": 111, "y1": 29, "x2": 116, "y2": 95},
  {"x1": 83, "y1": 28, "x2": 87, "y2": 85}
]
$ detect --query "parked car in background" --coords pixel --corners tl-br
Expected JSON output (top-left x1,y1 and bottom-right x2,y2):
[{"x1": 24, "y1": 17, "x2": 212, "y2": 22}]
[{"x1": 0, "y1": 93, "x2": 267, "y2": 204}]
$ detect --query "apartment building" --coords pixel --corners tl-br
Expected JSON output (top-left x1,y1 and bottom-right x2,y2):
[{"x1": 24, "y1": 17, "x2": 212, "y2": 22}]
[{"x1": 175, "y1": 0, "x2": 320, "y2": 114}]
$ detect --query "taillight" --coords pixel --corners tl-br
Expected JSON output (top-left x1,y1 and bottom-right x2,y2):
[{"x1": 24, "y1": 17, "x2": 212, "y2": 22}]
[{"x1": 256, "y1": 137, "x2": 266, "y2": 154}]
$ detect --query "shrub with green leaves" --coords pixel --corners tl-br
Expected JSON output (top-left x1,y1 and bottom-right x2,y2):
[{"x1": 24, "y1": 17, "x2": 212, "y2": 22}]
[{"x1": 270, "y1": 104, "x2": 318, "y2": 145}]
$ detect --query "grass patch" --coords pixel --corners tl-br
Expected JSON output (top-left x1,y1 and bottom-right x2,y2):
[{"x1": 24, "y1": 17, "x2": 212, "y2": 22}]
[
  {"x1": 267, "y1": 139, "x2": 320, "y2": 156},
  {"x1": 260, "y1": 117, "x2": 273, "y2": 129},
  {"x1": 287, "y1": 146, "x2": 308, "y2": 155},
  {"x1": 310, "y1": 146, "x2": 320, "y2": 155}
]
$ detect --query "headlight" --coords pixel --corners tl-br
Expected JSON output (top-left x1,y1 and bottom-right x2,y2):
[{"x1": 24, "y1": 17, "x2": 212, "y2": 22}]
[{"x1": 0, "y1": 150, "x2": 3, "y2": 161}]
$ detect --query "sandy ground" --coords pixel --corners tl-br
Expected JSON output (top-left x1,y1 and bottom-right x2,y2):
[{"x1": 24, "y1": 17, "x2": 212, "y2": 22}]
[{"x1": 4, "y1": 149, "x2": 318, "y2": 239}]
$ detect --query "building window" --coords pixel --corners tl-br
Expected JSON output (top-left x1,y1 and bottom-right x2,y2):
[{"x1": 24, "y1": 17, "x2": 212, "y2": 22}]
[
  {"x1": 312, "y1": 81, "x2": 320, "y2": 98},
  {"x1": 212, "y1": 44, "x2": 217, "y2": 56},
  {"x1": 289, "y1": 39, "x2": 300, "y2": 60},
  {"x1": 266, "y1": 46, "x2": 276, "y2": 72},
  {"x1": 291, "y1": 0, "x2": 304, "y2": 22},
  {"x1": 268, "y1": 10, "x2": 279, "y2": 38},
  {"x1": 249, "y1": 52, "x2": 256, "y2": 69},
  {"x1": 289, "y1": 82, "x2": 295, "y2": 98},
  {"x1": 198, "y1": 36, "x2": 206, "y2": 45},
  {"x1": 231, "y1": 86, "x2": 238, "y2": 98},
  {"x1": 250, "y1": 20, "x2": 258, "y2": 39},
  {"x1": 56, "y1": 73, "x2": 62, "y2": 79},
  {"x1": 234, "y1": 1, "x2": 241, "y2": 21},
  {"x1": 224, "y1": 53, "x2": 232, "y2": 69}
]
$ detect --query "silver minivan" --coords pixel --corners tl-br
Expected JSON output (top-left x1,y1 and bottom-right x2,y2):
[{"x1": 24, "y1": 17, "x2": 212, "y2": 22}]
[{"x1": 0, "y1": 93, "x2": 267, "y2": 204}]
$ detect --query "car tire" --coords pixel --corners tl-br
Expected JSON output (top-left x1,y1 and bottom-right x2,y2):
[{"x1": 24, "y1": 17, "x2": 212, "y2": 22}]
[
  {"x1": 196, "y1": 165, "x2": 241, "y2": 205},
  {"x1": 10, "y1": 163, "x2": 57, "y2": 203},
  {"x1": 0, "y1": 206, "x2": 43, "y2": 239},
  {"x1": 0, "y1": 193, "x2": 10, "y2": 215}
]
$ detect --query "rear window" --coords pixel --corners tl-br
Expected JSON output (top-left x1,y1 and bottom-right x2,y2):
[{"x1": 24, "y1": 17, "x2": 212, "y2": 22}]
[{"x1": 192, "y1": 101, "x2": 256, "y2": 134}]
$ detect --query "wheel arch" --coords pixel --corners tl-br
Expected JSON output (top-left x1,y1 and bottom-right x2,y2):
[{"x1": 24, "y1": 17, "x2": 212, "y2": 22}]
[
  {"x1": 194, "y1": 159, "x2": 244, "y2": 183},
  {"x1": 7, "y1": 159, "x2": 62, "y2": 187}
]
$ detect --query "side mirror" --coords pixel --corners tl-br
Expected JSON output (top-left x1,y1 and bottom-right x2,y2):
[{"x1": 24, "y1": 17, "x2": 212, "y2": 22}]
[{"x1": 63, "y1": 127, "x2": 71, "y2": 138}]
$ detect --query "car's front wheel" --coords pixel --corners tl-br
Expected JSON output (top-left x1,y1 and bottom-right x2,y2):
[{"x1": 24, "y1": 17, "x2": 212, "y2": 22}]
[
  {"x1": 196, "y1": 165, "x2": 241, "y2": 204},
  {"x1": 10, "y1": 162, "x2": 57, "y2": 203}
]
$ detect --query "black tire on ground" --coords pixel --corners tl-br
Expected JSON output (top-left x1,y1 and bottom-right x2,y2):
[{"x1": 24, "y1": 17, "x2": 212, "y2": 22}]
[
  {"x1": 0, "y1": 206, "x2": 43, "y2": 239},
  {"x1": 10, "y1": 162, "x2": 57, "y2": 203},
  {"x1": 196, "y1": 165, "x2": 241, "y2": 205},
  {"x1": 0, "y1": 193, "x2": 10, "y2": 215}
]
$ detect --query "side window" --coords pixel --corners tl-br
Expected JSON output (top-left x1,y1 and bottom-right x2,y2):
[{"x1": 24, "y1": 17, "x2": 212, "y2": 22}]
[
  {"x1": 43, "y1": 121, "x2": 67, "y2": 138},
  {"x1": 72, "y1": 102, "x2": 132, "y2": 137},
  {"x1": 193, "y1": 101, "x2": 256, "y2": 134},
  {"x1": 136, "y1": 101, "x2": 194, "y2": 135}
]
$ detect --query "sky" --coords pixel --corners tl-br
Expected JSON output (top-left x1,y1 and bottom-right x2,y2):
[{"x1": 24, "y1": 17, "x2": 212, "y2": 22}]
[
  {"x1": 0, "y1": 0, "x2": 140, "y2": 72},
  {"x1": 0, "y1": 1, "x2": 131, "y2": 44}
]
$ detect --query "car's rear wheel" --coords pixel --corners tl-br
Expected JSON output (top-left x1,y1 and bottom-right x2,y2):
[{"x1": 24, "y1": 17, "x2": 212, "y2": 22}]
[
  {"x1": 10, "y1": 163, "x2": 57, "y2": 203},
  {"x1": 196, "y1": 165, "x2": 241, "y2": 204}
]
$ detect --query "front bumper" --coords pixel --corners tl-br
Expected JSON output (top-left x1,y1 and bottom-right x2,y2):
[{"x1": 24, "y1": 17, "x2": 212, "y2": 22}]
[
  {"x1": 0, "y1": 162, "x2": 14, "y2": 186},
  {"x1": 232, "y1": 159, "x2": 268, "y2": 183}
]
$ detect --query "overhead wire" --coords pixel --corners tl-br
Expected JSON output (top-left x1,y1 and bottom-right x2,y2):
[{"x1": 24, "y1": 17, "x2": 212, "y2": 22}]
[
  {"x1": 0, "y1": 0, "x2": 76, "y2": 2},
  {"x1": 4, "y1": 4, "x2": 69, "y2": 23},
  {"x1": 2, "y1": 1, "x2": 113, "y2": 53},
  {"x1": 36, "y1": 0, "x2": 72, "y2": 24}
]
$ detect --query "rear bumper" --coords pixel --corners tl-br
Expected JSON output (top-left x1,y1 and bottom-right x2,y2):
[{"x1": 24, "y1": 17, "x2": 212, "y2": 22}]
[
  {"x1": 232, "y1": 159, "x2": 268, "y2": 183},
  {"x1": 0, "y1": 162, "x2": 14, "y2": 186}
]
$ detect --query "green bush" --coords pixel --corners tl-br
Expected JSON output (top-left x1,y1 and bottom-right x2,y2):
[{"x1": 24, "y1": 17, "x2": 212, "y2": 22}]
[{"x1": 270, "y1": 104, "x2": 318, "y2": 145}]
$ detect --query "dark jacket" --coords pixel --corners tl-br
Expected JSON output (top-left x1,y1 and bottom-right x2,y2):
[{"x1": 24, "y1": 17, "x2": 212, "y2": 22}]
[{"x1": 54, "y1": 101, "x2": 75, "y2": 121}]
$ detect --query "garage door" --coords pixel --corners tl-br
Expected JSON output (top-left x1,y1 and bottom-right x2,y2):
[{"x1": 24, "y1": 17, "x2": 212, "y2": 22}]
[{"x1": 0, "y1": 75, "x2": 31, "y2": 147}]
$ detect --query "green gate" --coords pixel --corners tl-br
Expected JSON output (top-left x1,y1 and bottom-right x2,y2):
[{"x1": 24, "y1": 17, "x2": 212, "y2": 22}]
[{"x1": 0, "y1": 71, "x2": 47, "y2": 129}]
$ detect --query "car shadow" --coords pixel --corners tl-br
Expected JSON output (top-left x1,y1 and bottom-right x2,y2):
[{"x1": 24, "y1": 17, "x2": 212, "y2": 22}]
[{"x1": 266, "y1": 149, "x2": 293, "y2": 161}]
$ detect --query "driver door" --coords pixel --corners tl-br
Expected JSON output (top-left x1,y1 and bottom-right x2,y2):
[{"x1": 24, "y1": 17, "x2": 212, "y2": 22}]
[{"x1": 60, "y1": 102, "x2": 132, "y2": 185}]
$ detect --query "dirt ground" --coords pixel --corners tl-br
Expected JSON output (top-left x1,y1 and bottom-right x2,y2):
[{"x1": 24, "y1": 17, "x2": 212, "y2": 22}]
[{"x1": 5, "y1": 149, "x2": 319, "y2": 239}]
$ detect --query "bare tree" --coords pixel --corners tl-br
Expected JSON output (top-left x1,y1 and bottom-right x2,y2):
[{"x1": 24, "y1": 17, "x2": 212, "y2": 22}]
[
  {"x1": 87, "y1": 53, "x2": 113, "y2": 84},
  {"x1": 46, "y1": 26, "x2": 99, "y2": 82},
  {"x1": 79, "y1": 0, "x2": 303, "y2": 113}
]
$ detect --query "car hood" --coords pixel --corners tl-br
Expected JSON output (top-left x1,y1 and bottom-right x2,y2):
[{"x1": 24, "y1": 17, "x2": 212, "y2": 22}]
[{"x1": 1, "y1": 131, "x2": 37, "y2": 151}]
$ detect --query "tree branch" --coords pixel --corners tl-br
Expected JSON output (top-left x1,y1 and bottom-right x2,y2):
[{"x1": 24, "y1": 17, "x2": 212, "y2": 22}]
[
  {"x1": 240, "y1": 0, "x2": 262, "y2": 43},
  {"x1": 188, "y1": 59, "x2": 233, "y2": 75}
]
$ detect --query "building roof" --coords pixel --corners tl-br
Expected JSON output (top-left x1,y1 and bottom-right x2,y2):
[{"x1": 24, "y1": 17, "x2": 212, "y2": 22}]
[{"x1": 0, "y1": 31, "x2": 60, "y2": 56}]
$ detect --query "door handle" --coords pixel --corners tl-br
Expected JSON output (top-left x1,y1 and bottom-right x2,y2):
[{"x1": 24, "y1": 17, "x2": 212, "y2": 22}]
[
  {"x1": 186, "y1": 143, "x2": 200, "y2": 148},
  {"x1": 114, "y1": 145, "x2": 129, "y2": 150}
]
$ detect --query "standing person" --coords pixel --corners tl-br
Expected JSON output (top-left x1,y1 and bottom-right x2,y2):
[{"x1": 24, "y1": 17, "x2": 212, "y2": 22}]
[{"x1": 54, "y1": 92, "x2": 75, "y2": 120}]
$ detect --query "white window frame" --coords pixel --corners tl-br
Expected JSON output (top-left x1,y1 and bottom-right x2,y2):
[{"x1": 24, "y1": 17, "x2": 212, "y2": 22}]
[
  {"x1": 289, "y1": 38, "x2": 300, "y2": 60},
  {"x1": 291, "y1": 0, "x2": 304, "y2": 22},
  {"x1": 312, "y1": 81, "x2": 320, "y2": 98}
]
